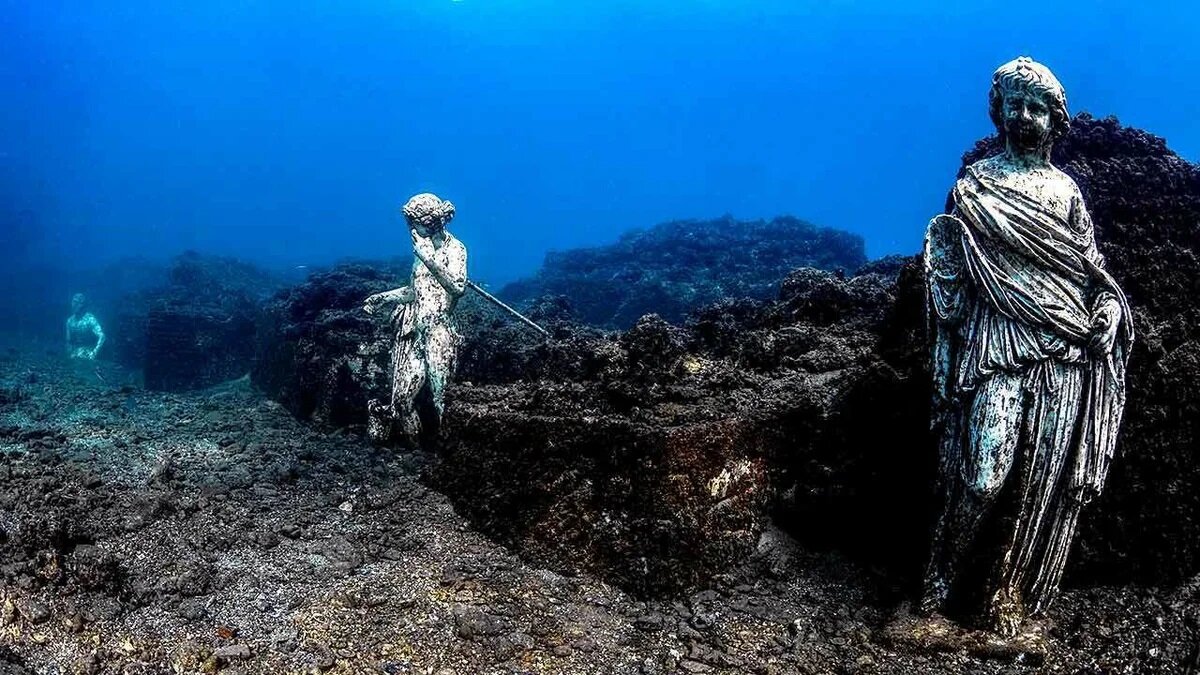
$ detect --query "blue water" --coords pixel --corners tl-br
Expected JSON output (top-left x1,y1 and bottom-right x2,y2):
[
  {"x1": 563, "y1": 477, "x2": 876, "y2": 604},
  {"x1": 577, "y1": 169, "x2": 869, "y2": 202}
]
[{"x1": 5, "y1": 0, "x2": 1199, "y2": 285}]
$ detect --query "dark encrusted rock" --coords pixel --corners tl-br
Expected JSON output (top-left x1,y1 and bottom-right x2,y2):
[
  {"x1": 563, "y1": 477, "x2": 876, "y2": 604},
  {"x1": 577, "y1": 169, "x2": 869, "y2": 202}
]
[
  {"x1": 143, "y1": 306, "x2": 256, "y2": 391},
  {"x1": 434, "y1": 385, "x2": 780, "y2": 595},
  {"x1": 499, "y1": 215, "x2": 868, "y2": 329},
  {"x1": 430, "y1": 267, "x2": 909, "y2": 595},
  {"x1": 252, "y1": 263, "x2": 402, "y2": 428},
  {"x1": 1038, "y1": 115, "x2": 1200, "y2": 586},
  {"x1": 854, "y1": 254, "x2": 910, "y2": 279}
]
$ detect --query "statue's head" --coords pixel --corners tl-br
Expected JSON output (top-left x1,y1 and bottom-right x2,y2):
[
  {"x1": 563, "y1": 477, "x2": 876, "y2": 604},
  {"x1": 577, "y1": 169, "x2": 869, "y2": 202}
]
[
  {"x1": 70, "y1": 293, "x2": 86, "y2": 314},
  {"x1": 988, "y1": 57, "x2": 1070, "y2": 155},
  {"x1": 402, "y1": 193, "x2": 456, "y2": 238}
]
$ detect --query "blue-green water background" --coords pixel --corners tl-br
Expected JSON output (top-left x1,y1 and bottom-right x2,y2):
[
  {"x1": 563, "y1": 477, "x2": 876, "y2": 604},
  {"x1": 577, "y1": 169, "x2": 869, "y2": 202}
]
[{"x1": 4, "y1": 0, "x2": 1199, "y2": 284}]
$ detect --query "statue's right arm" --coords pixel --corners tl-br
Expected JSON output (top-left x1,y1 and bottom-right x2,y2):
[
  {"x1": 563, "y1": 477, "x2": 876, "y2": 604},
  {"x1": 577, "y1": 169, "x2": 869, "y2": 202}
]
[
  {"x1": 89, "y1": 317, "x2": 105, "y2": 359},
  {"x1": 363, "y1": 287, "x2": 414, "y2": 315}
]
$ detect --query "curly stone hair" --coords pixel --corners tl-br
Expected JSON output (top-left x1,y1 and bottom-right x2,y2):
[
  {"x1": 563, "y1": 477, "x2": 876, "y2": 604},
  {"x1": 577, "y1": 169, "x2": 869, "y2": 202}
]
[
  {"x1": 402, "y1": 193, "x2": 456, "y2": 230},
  {"x1": 988, "y1": 56, "x2": 1070, "y2": 144}
]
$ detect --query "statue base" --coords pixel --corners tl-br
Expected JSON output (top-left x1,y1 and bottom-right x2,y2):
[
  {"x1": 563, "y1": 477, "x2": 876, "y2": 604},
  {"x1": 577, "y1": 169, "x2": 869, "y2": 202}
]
[{"x1": 876, "y1": 607, "x2": 1049, "y2": 665}]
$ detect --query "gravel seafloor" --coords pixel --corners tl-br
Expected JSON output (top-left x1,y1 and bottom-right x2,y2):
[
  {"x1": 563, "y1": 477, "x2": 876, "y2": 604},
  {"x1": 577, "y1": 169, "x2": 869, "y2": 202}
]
[{"x1": 0, "y1": 348, "x2": 1196, "y2": 675}]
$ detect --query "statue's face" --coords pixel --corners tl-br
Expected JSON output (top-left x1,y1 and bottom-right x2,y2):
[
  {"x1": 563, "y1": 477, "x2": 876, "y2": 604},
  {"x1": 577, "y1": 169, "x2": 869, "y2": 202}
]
[
  {"x1": 70, "y1": 294, "x2": 85, "y2": 314},
  {"x1": 1001, "y1": 88, "x2": 1053, "y2": 152}
]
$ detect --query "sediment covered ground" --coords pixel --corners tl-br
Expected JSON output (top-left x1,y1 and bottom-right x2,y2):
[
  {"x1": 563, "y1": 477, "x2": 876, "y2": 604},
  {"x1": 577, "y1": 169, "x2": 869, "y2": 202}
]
[{"x1": 0, "y1": 350, "x2": 1194, "y2": 674}]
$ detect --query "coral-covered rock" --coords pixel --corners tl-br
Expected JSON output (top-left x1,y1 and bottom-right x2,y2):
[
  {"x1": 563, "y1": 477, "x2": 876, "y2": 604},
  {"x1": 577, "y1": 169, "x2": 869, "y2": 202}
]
[
  {"x1": 252, "y1": 263, "x2": 402, "y2": 428},
  {"x1": 499, "y1": 215, "x2": 868, "y2": 329}
]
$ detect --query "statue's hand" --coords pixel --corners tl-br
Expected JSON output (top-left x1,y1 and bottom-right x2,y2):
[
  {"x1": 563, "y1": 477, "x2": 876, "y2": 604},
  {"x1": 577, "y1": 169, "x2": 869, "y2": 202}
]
[
  {"x1": 1088, "y1": 297, "x2": 1121, "y2": 356},
  {"x1": 363, "y1": 293, "x2": 388, "y2": 316},
  {"x1": 411, "y1": 229, "x2": 435, "y2": 261},
  {"x1": 924, "y1": 214, "x2": 967, "y2": 280},
  {"x1": 364, "y1": 288, "x2": 414, "y2": 315},
  {"x1": 1072, "y1": 482, "x2": 1102, "y2": 506}
]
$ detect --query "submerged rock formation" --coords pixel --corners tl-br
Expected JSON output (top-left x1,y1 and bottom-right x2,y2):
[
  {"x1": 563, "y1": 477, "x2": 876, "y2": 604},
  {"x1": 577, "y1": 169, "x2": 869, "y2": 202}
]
[
  {"x1": 433, "y1": 268, "x2": 923, "y2": 595},
  {"x1": 1022, "y1": 114, "x2": 1200, "y2": 586},
  {"x1": 435, "y1": 114, "x2": 1200, "y2": 595},
  {"x1": 499, "y1": 215, "x2": 868, "y2": 329},
  {"x1": 256, "y1": 258, "x2": 922, "y2": 594},
  {"x1": 254, "y1": 115, "x2": 1200, "y2": 601},
  {"x1": 252, "y1": 263, "x2": 402, "y2": 429}
]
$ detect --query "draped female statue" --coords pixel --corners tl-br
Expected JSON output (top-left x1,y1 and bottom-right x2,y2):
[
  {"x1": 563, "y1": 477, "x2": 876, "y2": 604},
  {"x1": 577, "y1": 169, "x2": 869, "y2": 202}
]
[{"x1": 921, "y1": 57, "x2": 1133, "y2": 635}]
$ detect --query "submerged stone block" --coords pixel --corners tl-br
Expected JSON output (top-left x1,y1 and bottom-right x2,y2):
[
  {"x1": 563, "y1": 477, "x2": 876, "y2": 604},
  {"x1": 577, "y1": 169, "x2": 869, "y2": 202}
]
[
  {"x1": 143, "y1": 306, "x2": 256, "y2": 391},
  {"x1": 431, "y1": 392, "x2": 775, "y2": 595}
]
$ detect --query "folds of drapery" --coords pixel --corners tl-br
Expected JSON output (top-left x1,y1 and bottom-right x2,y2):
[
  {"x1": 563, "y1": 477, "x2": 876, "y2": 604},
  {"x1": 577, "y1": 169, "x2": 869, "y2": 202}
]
[{"x1": 926, "y1": 164, "x2": 1133, "y2": 501}]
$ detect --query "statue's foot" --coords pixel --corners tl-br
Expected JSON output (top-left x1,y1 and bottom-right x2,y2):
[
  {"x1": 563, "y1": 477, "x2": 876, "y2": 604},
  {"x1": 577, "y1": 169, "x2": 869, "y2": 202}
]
[
  {"x1": 398, "y1": 412, "x2": 422, "y2": 450},
  {"x1": 366, "y1": 401, "x2": 394, "y2": 444},
  {"x1": 988, "y1": 588, "x2": 1025, "y2": 638},
  {"x1": 877, "y1": 604, "x2": 1049, "y2": 663},
  {"x1": 919, "y1": 575, "x2": 950, "y2": 616}
]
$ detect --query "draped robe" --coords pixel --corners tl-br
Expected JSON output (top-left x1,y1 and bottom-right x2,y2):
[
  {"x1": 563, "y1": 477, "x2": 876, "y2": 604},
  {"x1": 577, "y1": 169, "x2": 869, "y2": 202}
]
[{"x1": 926, "y1": 159, "x2": 1133, "y2": 613}]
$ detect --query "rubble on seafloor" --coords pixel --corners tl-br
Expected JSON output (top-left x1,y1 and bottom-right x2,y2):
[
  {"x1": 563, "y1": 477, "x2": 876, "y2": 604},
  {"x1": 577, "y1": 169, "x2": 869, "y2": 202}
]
[{"x1": 0, "y1": 354, "x2": 1195, "y2": 673}]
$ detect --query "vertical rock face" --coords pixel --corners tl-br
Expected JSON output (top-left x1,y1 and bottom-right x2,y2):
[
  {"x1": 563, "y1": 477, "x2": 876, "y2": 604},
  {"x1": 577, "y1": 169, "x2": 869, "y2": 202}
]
[
  {"x1": 252, "y1": 264, "x2": 402, "y2": 428},
  {"x1": 498, "y1": 216, "x2": 869, "y2": 329},
  {"x1": 433, "y1": 397, "x2": 776, "y2": 594},
  {"x1": 143, "y1": 307, "x2": 256, "y2": 391}
]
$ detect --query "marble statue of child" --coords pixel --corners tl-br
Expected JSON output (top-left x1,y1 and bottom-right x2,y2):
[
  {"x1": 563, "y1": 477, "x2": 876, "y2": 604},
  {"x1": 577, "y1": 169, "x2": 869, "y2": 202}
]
[
  {"x1": 363, "y1": 193, "x2": 467, "y2": 445},
  {"x1": 921, "y1": 57, "x2": 1132, "y2": 635}
]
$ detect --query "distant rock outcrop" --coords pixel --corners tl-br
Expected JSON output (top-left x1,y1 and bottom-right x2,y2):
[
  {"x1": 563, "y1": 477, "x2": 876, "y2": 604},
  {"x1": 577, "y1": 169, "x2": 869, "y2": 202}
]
[{"x1": 499, "y1": 216, "x2": 868, "y2": 329}]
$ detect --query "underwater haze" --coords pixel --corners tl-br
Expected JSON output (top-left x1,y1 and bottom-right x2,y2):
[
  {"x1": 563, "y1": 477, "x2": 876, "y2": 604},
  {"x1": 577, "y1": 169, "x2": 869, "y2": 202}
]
[{"x1": 5, "y1": 0, "x2": 1200, "y2": 284}]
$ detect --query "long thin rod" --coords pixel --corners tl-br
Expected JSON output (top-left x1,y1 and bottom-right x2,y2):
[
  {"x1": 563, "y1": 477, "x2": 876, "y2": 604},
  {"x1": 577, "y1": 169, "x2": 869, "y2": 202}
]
[{"x1": 466, "y1": 280, "x2": 550, "y2": 338}]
